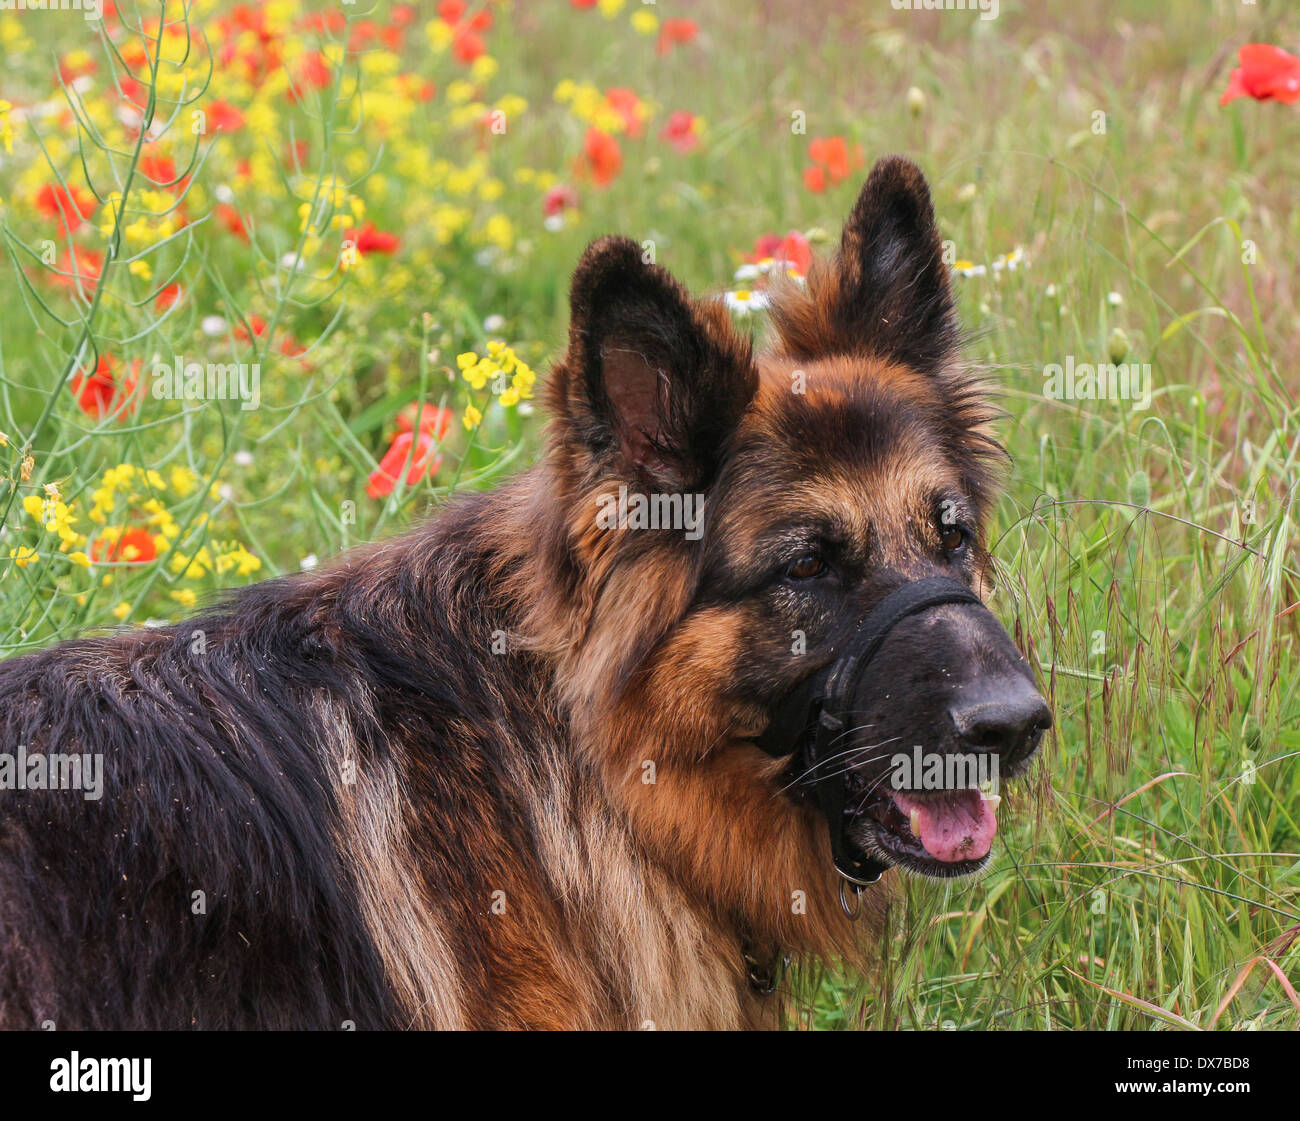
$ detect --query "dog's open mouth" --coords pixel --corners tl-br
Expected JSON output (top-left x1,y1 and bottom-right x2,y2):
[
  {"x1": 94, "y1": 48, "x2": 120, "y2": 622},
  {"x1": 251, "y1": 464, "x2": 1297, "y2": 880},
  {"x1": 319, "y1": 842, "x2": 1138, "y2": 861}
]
[{"x1": 850, "y1": 781, "x2": 1001, "y2": 878}]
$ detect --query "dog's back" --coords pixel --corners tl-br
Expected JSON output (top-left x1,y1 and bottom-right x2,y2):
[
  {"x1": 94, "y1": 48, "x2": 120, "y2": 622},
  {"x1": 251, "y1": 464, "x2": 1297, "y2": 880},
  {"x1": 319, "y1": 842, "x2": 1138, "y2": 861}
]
[
  {"x1": 0, "y1": 486, "x2": 756, "y2": 1030},
  {"x1": 0, "y1": 490, "x2": 522, "y2": 1028},
  {"x1": 0, "y1": 539, "x2": 413, "y2": 1028}
]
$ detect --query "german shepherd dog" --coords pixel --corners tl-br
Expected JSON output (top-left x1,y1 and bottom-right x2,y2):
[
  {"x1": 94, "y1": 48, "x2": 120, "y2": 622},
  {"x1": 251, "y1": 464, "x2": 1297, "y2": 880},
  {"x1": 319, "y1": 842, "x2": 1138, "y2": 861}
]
[{"x1": 0, "y1": 157, "x2": 1049, "y2": 1030}]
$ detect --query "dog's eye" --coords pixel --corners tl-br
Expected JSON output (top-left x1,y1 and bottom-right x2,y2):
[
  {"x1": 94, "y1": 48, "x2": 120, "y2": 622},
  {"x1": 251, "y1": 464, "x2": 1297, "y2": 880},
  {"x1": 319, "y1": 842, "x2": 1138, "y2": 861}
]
[
  {"x1": 940, "y1": 526, "x2": 969, "y2": 554},
  {"x1": 784, "y1": 554, "x2": 827, "y2": 581}
]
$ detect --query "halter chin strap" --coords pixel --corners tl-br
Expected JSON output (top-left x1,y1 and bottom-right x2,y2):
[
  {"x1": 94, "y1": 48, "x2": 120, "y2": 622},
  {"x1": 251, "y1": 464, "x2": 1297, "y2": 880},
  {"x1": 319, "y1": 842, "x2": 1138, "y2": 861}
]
[{"x1": 755, "y1": 577, "x2": 984, "y2": 896}]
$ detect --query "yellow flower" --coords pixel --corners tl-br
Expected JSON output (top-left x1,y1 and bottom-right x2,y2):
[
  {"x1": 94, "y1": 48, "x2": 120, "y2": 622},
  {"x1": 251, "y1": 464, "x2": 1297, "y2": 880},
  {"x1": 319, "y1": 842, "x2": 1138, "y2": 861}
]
[
  {"x1": 470, "y1": 56, "x2": 498, "y2": 83},
  {"x1": 631, "y1": 11, "x2": 659, "y2": 34},
  {"x1": 599, "y1": 0, "x2": 626, "y2": 17},
  {"x1": 169, "y1": 466, "x2": 198, "y2": 497},
  {"x1": 215, "y1": 544, "x2": 261, "y2": 578},
  {"x1": 446, "y1": 79, "x2": 475, "y2": 105},
  {"x1": 481, "y1": 214, "x2": 513, "y2": 251},
  {"x1": 0, "y1": 100, "x2": 13, "y2": 155},
  {"x1": 170, "y1": 545, "x2": 213, "y2": 579},
  {"x1": 112, "y1": 602, "x2": 131, "y2": 621},
  {"x1": 8, "y1": 546, "x2": 37, "y2": 568},
  {"x1": 463, "y1": 405, "x2": 483, "y2": 431},
  {"x1": 170, "y1": 588, "x2": 197, "y2": 609},
  {"x1": 69, "y1": 551, "x2": 91, "y2": 568},
  {"x1": 463, "y1": 362, "x2": 490, "y2": 391},
  {"x1": 426, "y1": 18, "x2": 454, "y2": 52}
]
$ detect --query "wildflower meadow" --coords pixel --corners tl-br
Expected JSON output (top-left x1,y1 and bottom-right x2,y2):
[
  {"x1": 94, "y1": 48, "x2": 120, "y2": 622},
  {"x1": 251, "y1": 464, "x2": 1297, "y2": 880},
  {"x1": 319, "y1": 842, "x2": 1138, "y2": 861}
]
[{"x1": 1, "y1": 0, "x2": 1298, "y2": 1032}]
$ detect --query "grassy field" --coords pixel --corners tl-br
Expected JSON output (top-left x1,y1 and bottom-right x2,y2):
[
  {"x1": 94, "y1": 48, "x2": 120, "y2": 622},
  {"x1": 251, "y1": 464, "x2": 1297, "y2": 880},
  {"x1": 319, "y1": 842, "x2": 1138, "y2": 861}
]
[{"x1": 1, "y1": 0, "x2": 1297, "y2": 1029}]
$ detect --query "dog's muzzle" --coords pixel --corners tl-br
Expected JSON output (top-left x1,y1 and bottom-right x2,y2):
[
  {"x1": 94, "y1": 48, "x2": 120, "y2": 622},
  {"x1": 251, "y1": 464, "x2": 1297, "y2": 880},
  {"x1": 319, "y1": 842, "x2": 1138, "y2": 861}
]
[{"x1": 755, "y1": 577, "x2": 985, "y2": 899}]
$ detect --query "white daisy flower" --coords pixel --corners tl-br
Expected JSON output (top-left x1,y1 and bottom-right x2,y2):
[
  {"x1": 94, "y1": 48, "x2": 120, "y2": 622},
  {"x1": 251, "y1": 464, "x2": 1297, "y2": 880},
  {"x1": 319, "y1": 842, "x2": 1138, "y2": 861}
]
[{"x1": 725, "y1": 289, "x2": 769, "y2": 315}]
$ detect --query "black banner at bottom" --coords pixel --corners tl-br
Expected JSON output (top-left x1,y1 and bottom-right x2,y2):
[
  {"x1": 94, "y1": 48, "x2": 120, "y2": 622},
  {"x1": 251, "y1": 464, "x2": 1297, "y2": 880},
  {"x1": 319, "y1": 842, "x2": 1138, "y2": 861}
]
[{"x1": 0, "y1": 1026, "x2": 1292, "y2": 1107}]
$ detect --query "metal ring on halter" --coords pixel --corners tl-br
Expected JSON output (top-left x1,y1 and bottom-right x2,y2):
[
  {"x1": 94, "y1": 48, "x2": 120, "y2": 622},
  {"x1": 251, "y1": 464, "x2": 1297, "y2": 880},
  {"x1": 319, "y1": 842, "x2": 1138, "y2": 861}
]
[
  {"x1": 839, "y1": 878, "x2": 863, "y2": 920},
  {"x1": 834, "y1": 853, "x2": 883, "y2": 887},
  {"x1": 836, "y1": 854, "x2": 882, "y2": 920}
]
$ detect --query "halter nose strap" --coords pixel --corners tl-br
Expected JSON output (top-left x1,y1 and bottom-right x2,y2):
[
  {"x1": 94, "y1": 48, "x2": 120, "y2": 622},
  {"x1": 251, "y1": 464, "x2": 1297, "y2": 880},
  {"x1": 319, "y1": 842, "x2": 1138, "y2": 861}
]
[{"x1": 756, "y1": 577, "x2": 987, "y2": 892}]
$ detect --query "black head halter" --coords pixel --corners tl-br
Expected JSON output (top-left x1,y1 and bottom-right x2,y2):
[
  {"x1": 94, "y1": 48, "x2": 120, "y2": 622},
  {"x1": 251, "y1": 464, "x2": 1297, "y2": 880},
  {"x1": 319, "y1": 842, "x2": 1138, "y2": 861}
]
[{"x1": 756, "y1": 576, "x2": 985, "y2": 896}]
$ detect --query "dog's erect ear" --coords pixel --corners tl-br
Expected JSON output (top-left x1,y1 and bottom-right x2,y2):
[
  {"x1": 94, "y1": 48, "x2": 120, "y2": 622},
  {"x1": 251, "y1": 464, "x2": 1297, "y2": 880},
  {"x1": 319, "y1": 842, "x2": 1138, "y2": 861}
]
[
  {"x1": 769, "y1": 156, "x2": 957, "y2": 373},
  {"x1": 551, "y1": 236, "x2": 757, "y2": 490},
  {"x1": 832, "y1": 156, "x2": 957, "y2": 373}
]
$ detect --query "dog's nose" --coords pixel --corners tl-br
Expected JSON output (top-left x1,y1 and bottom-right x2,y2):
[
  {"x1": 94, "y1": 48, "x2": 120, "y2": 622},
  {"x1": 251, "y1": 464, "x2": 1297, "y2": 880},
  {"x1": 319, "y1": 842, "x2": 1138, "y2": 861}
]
[{"x1": 949, "y1": 677, "x2": 1051, "y2": 767}]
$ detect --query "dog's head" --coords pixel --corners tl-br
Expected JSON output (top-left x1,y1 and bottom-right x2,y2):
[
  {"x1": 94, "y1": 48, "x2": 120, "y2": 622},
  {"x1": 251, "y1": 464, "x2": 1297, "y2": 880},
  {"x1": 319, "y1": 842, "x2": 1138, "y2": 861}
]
[{"x1": 542, "y1": 156, "x2": 1049, "y2": 889}]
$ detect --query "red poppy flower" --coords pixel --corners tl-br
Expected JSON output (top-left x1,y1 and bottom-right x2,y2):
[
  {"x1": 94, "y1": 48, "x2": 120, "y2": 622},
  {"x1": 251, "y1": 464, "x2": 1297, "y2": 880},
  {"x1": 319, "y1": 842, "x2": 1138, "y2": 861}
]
[
  {"x1": 366, "y1": 430, "x2": 444, "y2": 498},
  {"x1": 234, "y1": 314, "x2": 267, "y2": 342},
  {"x1": 155, "y1": 283, "x2": 183, "y2": 312},
  {"x1": 302, "y1": 10, "x2": 347, "y2": 33},
  {"x1": 350, "y1": 20, "x2": 380, "y2": 47},
  {"x1": 215, "y1": 203, "x2": 250, "y2": 241},
  {"x1": 439, "y1": 0, "x2": 467, "y2": 21},
  {"x1": 391, "y1": 4, "x2": 415, "y2": 28},
  {"x1": 49, "y1": 246, "x2": 103, "y2": 290},
  {"x1": 660, "y1": 110, "x2": 701, "y2": 154},
  {"x1": 396, "y1": 404, "x2": 454, "y2": 439},
  {"x1": 70, "y1": 355, "x2": 139, "y2": 420},
  {"x1": 605, "y1": 88, "x2": 647, "y2": 138},
  {"x1": 294, "y1": 51, "x2": 332, "y2": 95},
  {"x1": 232, "y1": 314, "x2": 303, "y2": 358},
  {"x1": 803, "y1": 135, "x2": 864, "y2": 192},
  {"x1": 578, "y1": 127, "x2": 622, "y2": 187},
  {"x1": 206, "y1": 100, "x2": 246, "y2": 132},
  {"x1": 746, "y1": 230, "x2": 813, "y2": 277},
  {"x1": 1220, "y1": 44, "x2": 1300, "y2": 105},
  {"x1": 118, "y1": 75, "x2": 147, "y2": 109},
  {"x1": 657, "y1": 19, "x2": 699, "y2": 56},
  {"x1": 353, "y1": 223, "x2": 401, "y2": 255},
  {"x1": 91, "y1": 527, "x2": 157, "y2": 565},
  {"x1": 139, "y1": 149, "x2": 185, "y2": 191},
  {"x1": 35, "y1": 182, "x2": 97, "y2": 225},
  {"x1": 453, "y1": 30, "x2": 486, "y2": 64},
  {"x1": 543, "y1": 183, "x2": 579, "y2": 218},
  {"x1": 571, "y1": 0, "x2": 599, "y2": 8}
]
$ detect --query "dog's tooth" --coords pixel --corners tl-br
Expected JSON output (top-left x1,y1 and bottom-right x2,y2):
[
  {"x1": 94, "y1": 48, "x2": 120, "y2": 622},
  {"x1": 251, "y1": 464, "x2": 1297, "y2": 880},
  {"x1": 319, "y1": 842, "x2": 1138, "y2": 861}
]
[
  {"x1": 908, "y1": 808, "x2": 922, "y2": 837},
  {"x1": 981, "y1": 793, "x2": 1001, "y2": 813}
]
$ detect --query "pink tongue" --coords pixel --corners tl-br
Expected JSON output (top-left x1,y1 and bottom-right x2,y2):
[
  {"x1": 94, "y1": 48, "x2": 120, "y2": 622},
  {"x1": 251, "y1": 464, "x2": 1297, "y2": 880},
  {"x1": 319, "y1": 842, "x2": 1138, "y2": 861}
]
[{"x1": 889, "y1": 789, "x2": 997, "y2": 863}]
